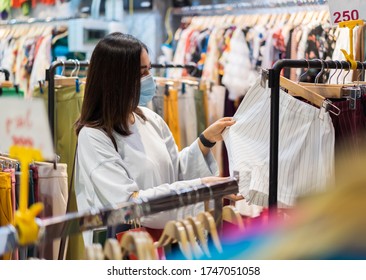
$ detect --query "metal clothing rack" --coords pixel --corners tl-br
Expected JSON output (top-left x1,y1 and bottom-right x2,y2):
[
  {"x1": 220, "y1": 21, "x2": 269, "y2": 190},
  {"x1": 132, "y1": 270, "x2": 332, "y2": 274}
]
[
  {"x1": 0, "y1": 68, "x2": 10, "y2": 81},
  {"x1": 172, "y1": 0, "x2": 328, "y2": 16},
  {"x1": 0, "y1": 178, "x2": 238, "y2": 257},
  {"x1": 0, "y1": 16, "x2": 83, "y2": 26},
  {"x1": 265, "y1": 59, "x2": 366, "y2": 216},
  {"x1": 151, "y1": 63, "x2": 197, "y2": 70},
  {"x1": 46, "y1": 61, "x2": 198, "y2": 143}
]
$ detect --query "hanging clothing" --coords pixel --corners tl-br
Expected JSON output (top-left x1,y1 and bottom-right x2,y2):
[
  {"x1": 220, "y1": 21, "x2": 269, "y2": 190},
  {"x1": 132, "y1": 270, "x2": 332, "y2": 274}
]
[
  {"x1": 33, "y1": 83, "x2": 84, "y2": 189},
  {"x1": 33, "y1": 83, "x2": 84, "y2": 260},
  {"x1": 151, "y1": 84, "x2": 165, "y2": 119},
  {"x1": 0, "y1": 171, "x2": 12, "y2": 260},
  {"x1": 330, "y1": 94, "x2": 366, "y2": 161},
  {"x1": 221, "y1": 28, "x2": 257, "y2": 101},
  {"x1": 194, "y1": 87, "x2": 207, "y2": 137},
  {"x1": 178, "y1": 84, "x2": 198, "y2": 148},
  {"x1": 223, "y1": 77, "x2": 335, "y2": 207},
  {"x1": 28, "y1": 34, "x2": 52, "y2": 97},
  {"x1": 207, "y1": 85, "x2": 226, "y2": 175},
  {"x1": 164, "y1": 88, "x2": 181, "y2": 150},
  {"x1": 75, "y1": 106, "x2": 218, "y2": 246},
  {"x1": 36, "y1": 162, "x2": 68, "y2": 260}
]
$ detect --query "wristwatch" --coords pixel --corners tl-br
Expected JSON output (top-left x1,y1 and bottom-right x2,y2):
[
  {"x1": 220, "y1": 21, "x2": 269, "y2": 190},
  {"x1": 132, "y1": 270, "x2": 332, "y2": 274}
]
[{"x1": 199, "y1": 133, "x2": 216, "y2": 148}]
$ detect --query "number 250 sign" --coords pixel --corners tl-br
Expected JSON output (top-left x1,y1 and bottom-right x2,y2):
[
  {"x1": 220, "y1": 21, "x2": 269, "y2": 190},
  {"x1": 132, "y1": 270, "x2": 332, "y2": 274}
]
[{"x1": 328, "y1": 0, "x2": 365, "y2": 26}]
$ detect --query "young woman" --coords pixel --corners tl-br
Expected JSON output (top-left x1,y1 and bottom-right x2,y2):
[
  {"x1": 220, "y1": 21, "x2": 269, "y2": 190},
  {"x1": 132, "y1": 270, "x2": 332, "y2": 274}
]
[{"x1": 75, "y1": 32, "x2": 236, "y2": 245}]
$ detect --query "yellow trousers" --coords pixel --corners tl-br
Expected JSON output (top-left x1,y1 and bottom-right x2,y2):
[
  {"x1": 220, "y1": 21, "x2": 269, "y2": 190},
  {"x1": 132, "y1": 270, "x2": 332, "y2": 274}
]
[
  {"x1": 0, "y1": 172, "x2": 12, "y2": 260},
  {"x1": 164, "y1": 88, "x2": 181, "y2": 150}
]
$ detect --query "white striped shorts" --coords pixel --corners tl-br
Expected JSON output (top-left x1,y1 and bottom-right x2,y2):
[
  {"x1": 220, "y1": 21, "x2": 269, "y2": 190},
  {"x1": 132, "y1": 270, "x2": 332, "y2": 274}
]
[{"x1": 223, "y1": 77, "x2": 335, "y2": 208}]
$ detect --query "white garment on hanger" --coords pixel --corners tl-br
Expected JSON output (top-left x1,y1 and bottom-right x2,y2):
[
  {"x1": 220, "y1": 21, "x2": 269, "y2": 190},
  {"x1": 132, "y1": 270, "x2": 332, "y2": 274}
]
[
  {"x1": 223, "y1": 77, "x2": 335, "y2": 208},
  {"x1": 207, "y1": 85, "x2": 226, "y2": 174},
  {"x1": 37, "y1": 163, "x2": 68, "y2": 260},
  {"x1": 179, "y1": 84, "x2": 198, "y2": 148},
  {"x1": 222, "y1": 28, "x2": 257, "y2": 100}
]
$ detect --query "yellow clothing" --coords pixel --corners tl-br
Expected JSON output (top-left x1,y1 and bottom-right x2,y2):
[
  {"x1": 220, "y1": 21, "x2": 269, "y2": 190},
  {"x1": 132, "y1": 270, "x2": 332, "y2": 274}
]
[
  {"x1": 164, "y1": 88, "x2": 181, "y2": 150},
  {"x1": 0, "y1": 172, "x2": 12, "y2": 260}
]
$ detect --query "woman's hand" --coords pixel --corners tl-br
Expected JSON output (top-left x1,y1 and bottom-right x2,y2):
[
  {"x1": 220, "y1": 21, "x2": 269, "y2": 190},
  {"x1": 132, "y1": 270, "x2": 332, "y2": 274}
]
[
  {"x1": 198, "y1": 117, "x2": 236, "y2": 156},
  {"x1": 202, "y1": 117, "x2": 236, "y2": 143},
  {"x1": 201, "y1": 176, "x2": 230, "y2": 185}
]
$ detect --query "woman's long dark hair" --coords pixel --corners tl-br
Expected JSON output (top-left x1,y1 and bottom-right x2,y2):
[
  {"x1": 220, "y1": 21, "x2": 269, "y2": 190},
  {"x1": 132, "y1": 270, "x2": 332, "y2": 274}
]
[{"x1": 75, "y1": 32, "x2": 147, "y2": 150}]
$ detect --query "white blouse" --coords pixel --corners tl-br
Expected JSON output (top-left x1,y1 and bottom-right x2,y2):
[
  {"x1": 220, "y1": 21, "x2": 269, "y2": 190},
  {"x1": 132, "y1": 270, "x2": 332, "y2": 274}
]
[{"x1": 75, "y1": 106, "x2": 218, "y2": 244}]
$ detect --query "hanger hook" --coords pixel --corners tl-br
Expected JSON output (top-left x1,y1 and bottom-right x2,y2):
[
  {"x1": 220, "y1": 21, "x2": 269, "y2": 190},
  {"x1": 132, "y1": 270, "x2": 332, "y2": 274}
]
[
  {"x1": 329, "y1": 60, "x2": 338, "y2": 84},
  {"x1": 70, "y1": 59, "x2": 77, "y2": 77},
  {"x1": 298, "y1": 59, "x2": 310, "y2": 83},
  {"x1": 323, "y1": 60, "x2": 330, "y2": 83},
  {"x1": 60, "y1": 60, "x2": 65, "y2": 76},
  {"x1": 315, "y1": 59, "x2": 325, "y2": 84},
  {"x1": 343, "y1": 61, "x2": 351, "y2": 84},
  {"x1": 336, "y1": 60, "x2": 344, "y2": 84},
  {"x1": 75, "y1": 59, "x2": 81, "y2": 77}
]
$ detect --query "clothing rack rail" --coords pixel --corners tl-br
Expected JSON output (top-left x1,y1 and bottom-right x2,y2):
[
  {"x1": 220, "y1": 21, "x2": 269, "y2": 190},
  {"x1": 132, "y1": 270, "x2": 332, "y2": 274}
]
[
  {"x1": 265, "y1": 59, "x2": 366, "y2": 217},
  {"x1": 172, "y1": 0, "x2": 328, "y2": 16},
  {"x1": 0, "y1": 16, "x2": 83, "y2": 26},
  {"x1": 46, "y1": 61, "x2": 198, "y2": 143},
  {"x1": 151, "y1": 63, "x2": 197, "y2": 69},
  {"x1": 0, "y1": 178, "x2": 238, "y2": 257}
]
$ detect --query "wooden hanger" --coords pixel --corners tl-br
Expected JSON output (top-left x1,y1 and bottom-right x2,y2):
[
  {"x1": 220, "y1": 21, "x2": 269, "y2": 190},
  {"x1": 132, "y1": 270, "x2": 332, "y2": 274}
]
[
  {"x1": 55, "y1": 60, "x2": 86, "y2": 87},
  {"x1": 104, "y1": 238, "x2": 122, "y2": 260},
  {"x1": 120, "y1": 231, "x2": 149, "y2": 260},
  {"x1": 154, "y1": 220, "x2": 192, "y2": 259},
  {"x1": 186, "y1": 216, "x2": 211, "y2": 258},
  {"x1": 299, "y1": 61, "x2": 355, "y2": 99},
  {"x1": 299, "y1": 82, "x2": 343, "y2": 98},
  {"x1": 280, "y1": 76, "x2": 326, "y2": 108},
  {"x1": 222, "y1": 205, "x2": 245, "y2": 232},
  {"x1": 141, "y1": 232, "x2": 159, "y2": 260},
  {"x1": 196, "y1": 211, "x2": 223, "y2": 254},
  {"x1": 54, "y1": 76, "x2": 80, "y2": 87},
  {"x1": 180, "y1": 219, "x2": 203, "y2": 259},
  {"x1": 0, "y1": 81, "x2": 14, "y2": 88},
  {"x1": 85, "y1": 243, "x2": 104, "y2": 260}
]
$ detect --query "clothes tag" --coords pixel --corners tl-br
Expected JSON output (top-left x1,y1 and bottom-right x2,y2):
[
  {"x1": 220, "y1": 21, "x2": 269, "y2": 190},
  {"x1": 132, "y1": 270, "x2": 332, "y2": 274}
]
[{"x1": 328, "y1": 0, "x2": 366, "y2": 26}]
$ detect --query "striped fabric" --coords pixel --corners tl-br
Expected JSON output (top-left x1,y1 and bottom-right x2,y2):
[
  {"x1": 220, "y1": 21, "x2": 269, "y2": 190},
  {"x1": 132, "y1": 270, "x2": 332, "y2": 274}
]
[{"x1": 223, "y1": 78, "x2": 335, "y2": 207}]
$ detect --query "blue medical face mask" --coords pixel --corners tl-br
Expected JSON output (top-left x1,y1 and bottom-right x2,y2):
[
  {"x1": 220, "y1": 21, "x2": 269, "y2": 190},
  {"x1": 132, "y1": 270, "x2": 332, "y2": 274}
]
[{"x1": 139, "y1": 74, "x2": 156, "y2": 106}]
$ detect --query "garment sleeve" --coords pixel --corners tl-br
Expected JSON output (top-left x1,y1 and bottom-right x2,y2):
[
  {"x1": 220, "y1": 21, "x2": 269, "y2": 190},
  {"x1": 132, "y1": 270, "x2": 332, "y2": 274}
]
[
  {"x1": 77, "y1": 128, "x2": 204, "y2": 229},
  {"x1": 159, "y1": 116, "x2": 219, "y2": 180}
]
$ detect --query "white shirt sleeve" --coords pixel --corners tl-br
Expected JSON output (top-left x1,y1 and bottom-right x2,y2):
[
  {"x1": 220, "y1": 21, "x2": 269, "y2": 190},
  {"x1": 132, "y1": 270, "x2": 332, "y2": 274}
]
[{"x1": 76, "y1": 121, "x2": 217, "y2": 233}]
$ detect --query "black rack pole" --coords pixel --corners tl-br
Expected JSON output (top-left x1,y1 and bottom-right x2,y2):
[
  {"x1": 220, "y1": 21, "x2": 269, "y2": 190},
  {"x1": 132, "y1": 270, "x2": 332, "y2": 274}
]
[
  {"x1": 151, "y1": 63, "x2": 197, "y2": 70},
  {"x1": 0, "y1": 68, "x2": 10, "y2": 81},
  {"x1": 268, "y1": 68, "x2": 280, "y2": 212},
  {"x1": 268, "y1": 59, "x2": 366, "y2": 218}
]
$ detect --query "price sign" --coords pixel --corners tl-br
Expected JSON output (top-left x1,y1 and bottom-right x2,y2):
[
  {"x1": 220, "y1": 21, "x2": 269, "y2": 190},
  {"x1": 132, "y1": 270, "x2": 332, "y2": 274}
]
[
  {"x1": 328, "y1": 0, "x2": 366, "y2": 26},
  {"x1": 0, "y1": 98, "x2": 54, "y2": 160}
]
